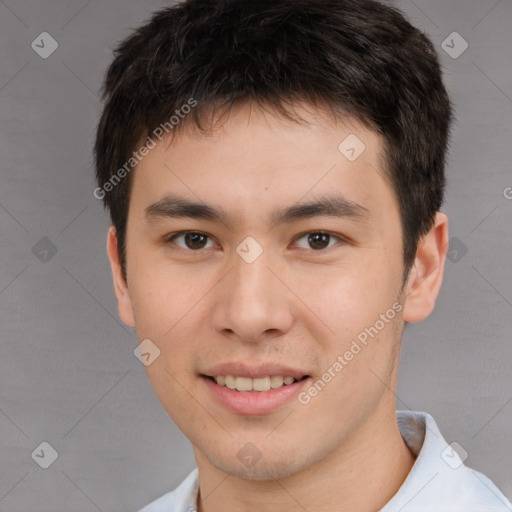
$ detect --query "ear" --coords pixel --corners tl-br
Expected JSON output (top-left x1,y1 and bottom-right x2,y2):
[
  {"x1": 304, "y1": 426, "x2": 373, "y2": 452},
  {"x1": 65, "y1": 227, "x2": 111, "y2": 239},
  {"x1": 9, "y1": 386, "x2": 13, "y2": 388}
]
[
  {"x1": 106, "y1": 225, "x2": 135, "y2": 327},
  {"x1": 402, "y1": 212, "x2": 449, "y2": 323}
]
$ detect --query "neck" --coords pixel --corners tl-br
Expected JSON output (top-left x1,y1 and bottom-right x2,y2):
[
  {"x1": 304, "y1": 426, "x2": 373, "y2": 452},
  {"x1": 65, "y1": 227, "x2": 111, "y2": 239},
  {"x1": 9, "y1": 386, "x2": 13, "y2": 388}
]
[{"x1": 195, "y1": 403, "x2": 416, "y2": 512}]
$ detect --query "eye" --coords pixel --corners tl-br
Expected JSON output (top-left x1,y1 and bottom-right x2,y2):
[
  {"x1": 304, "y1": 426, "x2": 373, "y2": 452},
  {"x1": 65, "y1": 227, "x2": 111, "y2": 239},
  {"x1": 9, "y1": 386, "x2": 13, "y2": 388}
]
[
  {"x1": 164, "y1": 230, "x2": 346, "y2": 253},
  {"x1": 293, "y1": 231, "x2": 344, "y2": 251},
  {"x1": 165, "y1": 231, "x2": 216, "y2": 251}
]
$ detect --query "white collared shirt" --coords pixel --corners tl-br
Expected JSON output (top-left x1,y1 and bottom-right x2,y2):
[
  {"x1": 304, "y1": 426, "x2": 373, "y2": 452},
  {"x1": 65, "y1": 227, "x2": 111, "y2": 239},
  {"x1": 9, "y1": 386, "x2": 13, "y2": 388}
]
[{"x1": 139, "y1": 411, "x2": 512, "y2": 512}]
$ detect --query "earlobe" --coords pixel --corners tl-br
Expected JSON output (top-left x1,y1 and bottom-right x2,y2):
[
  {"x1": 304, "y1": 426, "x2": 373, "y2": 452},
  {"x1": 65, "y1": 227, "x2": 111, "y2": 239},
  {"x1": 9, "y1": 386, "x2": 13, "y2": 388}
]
[
  {"x1": 106, "y1": 226, "x2": 136, "y2": 327},
  {"x1": 402, "y1": 212, "x2": 449, "y2": 323}
]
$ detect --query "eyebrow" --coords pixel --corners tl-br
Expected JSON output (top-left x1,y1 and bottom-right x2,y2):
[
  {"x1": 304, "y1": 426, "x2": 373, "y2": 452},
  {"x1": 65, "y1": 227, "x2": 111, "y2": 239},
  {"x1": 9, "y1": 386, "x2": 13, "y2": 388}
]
[{"x1": 144, "y1": 193, "x2": 370, "y2": 229}]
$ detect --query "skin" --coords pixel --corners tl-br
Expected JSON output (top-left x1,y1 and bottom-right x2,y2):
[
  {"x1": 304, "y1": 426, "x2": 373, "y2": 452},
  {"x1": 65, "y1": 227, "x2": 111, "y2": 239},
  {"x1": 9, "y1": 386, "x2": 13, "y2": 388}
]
[{"x1": 106, "y1": 102, "x2": 449, "y2": 512}]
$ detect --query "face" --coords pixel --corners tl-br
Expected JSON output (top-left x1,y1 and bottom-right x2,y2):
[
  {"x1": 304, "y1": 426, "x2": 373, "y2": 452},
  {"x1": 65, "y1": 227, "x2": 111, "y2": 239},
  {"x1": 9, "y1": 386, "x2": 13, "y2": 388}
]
[{"x1": 107, "y1": 102, "x2": 444, "y2": 481}]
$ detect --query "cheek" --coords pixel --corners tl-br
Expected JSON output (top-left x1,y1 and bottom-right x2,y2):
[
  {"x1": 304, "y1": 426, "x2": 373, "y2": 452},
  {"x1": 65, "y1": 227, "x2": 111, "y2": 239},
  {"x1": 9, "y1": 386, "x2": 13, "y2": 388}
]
[
  {"x1": 129, "y1": 269, "x2": 204, "y2": 422},
  {"x1": 297, "y1": 256, "x2": 400, "y2": 339},
  {"x1": 299, "y1": 256, "x2": 403, "y2": 401},
  {"x1": 129, "y1": 263, "x2": 198, "y2": 334},
  {"x1": 128, "y1": 266, "x2": 209, "y2": 379}
]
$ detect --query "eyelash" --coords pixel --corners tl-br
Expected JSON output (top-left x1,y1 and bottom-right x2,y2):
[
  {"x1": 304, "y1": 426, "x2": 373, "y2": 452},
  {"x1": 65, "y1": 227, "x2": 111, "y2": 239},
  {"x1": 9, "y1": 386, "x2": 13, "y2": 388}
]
[{"x1": 163, "y1": 230, "x2": 347, "y2": 253}]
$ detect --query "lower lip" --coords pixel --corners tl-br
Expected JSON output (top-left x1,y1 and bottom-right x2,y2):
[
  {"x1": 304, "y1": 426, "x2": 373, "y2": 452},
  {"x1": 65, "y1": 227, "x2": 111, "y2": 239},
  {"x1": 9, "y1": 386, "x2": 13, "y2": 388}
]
[{"x1": 202, "y1": 376, "x2": 311, "y2": 415}]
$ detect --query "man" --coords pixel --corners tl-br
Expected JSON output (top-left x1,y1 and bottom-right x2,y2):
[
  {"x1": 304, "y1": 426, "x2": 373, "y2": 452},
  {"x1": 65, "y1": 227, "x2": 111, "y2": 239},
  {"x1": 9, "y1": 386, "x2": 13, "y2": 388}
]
[{"x1": 94, "y1": 0, "x2": 512, "y2": 510}]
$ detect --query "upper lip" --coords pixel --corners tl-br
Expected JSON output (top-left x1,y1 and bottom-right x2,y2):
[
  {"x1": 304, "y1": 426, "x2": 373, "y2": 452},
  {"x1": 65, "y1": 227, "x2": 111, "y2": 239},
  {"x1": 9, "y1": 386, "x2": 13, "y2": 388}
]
[{"x1": 202, "y1": 362, "x2": 310, "y2": 380}]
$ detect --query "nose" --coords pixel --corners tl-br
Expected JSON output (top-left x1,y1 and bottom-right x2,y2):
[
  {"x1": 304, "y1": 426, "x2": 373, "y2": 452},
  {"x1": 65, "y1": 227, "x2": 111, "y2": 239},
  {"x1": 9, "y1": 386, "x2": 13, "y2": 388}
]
[{"x1": 208, "y1": 243, "x2": 294, "y2": 343}]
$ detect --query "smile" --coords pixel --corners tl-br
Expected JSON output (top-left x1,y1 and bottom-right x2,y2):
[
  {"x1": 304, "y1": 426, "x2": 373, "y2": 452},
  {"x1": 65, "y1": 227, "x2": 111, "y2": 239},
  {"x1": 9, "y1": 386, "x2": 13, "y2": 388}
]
[
  {"x1": 201, "y1": 374, "x2": 311, "y2": 415},
  {"x1": 210, "y1": 375, "x2": 308, "y2": 392}
]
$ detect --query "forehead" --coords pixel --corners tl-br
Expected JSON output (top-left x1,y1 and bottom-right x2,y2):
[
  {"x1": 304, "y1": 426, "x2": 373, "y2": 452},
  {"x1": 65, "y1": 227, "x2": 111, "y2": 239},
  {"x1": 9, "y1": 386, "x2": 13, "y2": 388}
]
[{"x1": 130, "y1": 102, "x2": 395, "y2": 227}]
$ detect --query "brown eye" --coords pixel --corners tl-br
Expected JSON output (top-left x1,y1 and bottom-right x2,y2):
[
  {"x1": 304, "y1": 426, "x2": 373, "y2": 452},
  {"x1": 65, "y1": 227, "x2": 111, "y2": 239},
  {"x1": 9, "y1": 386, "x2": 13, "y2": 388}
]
[
  {"x1": 167, "y1": 232, "x2": 214, "y2": 250},
  {"x1": 294, "y1": 231, "x2": 342, "y2": 251},
  {"x1": 308, "y1": 232, "x2": 330, "y2": 250}
]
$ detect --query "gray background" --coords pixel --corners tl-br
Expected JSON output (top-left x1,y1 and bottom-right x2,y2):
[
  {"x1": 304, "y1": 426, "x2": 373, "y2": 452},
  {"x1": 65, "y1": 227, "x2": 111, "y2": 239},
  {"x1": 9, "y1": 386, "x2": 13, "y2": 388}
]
[{"x1": 0, "y1": 0, "x2": 511, "y2": 510}]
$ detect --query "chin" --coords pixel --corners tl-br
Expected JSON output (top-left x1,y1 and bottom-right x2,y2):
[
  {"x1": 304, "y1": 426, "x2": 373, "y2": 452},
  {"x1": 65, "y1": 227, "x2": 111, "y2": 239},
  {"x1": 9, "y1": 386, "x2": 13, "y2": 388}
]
[{"x1": 204, "y1": 449, "x2": 317, "y2": 482}]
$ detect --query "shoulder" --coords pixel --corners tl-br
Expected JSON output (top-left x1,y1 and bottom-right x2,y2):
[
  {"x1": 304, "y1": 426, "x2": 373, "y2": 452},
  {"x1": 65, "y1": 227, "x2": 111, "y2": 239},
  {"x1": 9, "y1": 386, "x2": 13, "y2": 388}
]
[
  {"x1": 384, "y1": 411, "x2": 512, "y2": 512},
  {"x1": 138, "y1": 468, "x2": 199, "y2": 512}
]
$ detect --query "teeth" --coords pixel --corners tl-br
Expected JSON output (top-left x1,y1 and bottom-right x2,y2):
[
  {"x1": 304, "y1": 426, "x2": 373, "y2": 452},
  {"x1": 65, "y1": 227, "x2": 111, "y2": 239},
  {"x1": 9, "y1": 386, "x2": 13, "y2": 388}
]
[
  {"x1": 213, "y1": 375, "x2": 300, "y2": 392},
  {"x1": 253, "y1": 377, "x2": 271, "y2": 391},
  {"x1": 225, "y1": 375, "x2": 236, "y2": 389},
  {"x1": 235, "y1": 377, "x2": 253, "y2": 392}
]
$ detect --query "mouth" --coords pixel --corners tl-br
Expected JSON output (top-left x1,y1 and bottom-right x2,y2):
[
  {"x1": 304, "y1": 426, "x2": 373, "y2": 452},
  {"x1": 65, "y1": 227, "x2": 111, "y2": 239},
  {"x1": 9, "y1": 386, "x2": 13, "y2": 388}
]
[
  {"x1": 200, "y1": 371, "x2": 312, "y2": 415},
  {"x1": 203, "y1": 374, "x2": 310, "y2": 392}
]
